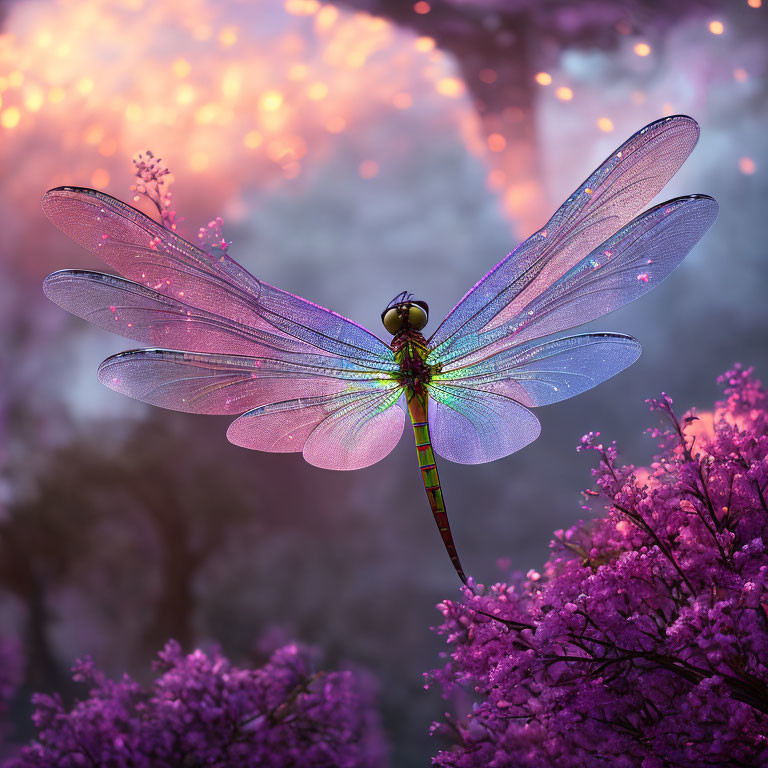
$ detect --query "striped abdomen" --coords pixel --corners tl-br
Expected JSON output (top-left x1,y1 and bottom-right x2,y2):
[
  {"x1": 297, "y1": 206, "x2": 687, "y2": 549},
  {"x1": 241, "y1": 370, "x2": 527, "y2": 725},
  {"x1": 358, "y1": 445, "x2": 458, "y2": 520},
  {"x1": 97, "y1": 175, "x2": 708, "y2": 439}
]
[{"x1": 406, "y1": 388, "x2": 468, "y2": 584}]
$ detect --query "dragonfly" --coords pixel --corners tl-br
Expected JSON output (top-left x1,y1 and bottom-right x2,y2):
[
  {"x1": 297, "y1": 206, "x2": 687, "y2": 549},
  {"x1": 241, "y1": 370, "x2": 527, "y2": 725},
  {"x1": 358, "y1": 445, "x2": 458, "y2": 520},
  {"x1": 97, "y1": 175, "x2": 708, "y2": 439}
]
[{"x1": 43, "y1": 115, "x2": 717, "y2": 584}]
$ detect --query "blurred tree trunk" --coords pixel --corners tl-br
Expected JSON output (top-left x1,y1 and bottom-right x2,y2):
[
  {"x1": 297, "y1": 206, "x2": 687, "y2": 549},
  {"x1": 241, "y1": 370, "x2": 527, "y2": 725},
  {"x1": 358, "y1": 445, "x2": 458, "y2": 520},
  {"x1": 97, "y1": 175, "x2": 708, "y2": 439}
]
[
  {"x1": 136, "y1": 488, "x2": 197, "y2": 655},
  {"x1": 0, "y1": 528, "x2": 63, "y2": 691}
]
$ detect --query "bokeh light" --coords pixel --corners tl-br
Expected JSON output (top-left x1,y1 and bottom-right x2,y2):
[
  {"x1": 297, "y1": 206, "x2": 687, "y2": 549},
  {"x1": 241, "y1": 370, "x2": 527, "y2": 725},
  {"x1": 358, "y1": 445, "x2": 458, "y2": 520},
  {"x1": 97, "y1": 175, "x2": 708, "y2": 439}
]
[
  {"x1": 634, "y1": 41, "x2": 652, "y2": 56},
  {"x1": 739, "y1": 156, "x2": 756, "y2": 174},
  {"x1": 709, "y1": 20, "x2": 725, "y2": 35}
]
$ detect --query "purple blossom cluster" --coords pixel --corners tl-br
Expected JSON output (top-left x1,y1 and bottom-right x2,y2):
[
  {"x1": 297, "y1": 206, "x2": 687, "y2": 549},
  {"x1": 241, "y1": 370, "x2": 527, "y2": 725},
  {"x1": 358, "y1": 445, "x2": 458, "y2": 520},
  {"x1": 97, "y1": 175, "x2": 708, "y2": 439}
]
[
  {"x1": 5, "y1": 641, "x2": 387, "y2": 768},
  {"x1": 428, "y1": 365, "x2": 768, "y2": 767}
]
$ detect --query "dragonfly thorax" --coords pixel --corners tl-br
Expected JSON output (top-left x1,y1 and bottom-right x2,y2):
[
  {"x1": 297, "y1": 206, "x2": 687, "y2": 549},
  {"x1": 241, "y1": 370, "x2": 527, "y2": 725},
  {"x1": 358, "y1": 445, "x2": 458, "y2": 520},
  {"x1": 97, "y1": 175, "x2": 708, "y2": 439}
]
[{"x1": 391, "y1": 328, "x2": 432, "y2": 393}]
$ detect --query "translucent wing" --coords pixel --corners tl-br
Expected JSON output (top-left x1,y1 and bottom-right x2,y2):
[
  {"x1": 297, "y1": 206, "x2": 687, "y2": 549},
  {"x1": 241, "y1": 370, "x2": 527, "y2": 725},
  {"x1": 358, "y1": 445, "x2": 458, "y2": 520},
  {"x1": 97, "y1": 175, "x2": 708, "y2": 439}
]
[
  {"x1": 98, "y1": 348, "x2": 395, "y2": 415},
  {"x1": 428, "y1": 115, "x2": 700, "y2": 363},
  {"x1": 42, "y1": 186, "x2": 393, "y2": 368},
  {"x1": 227, "y1": 387, "x2": 405, "y2": 470},
  {"x1": 426, "y1": 333, "x2": 639, "y2": 464},
  {"x1": 432, "y1": 333, "x2": 641, "y2": 408},
  {"x1": 44, "y1": 270, "x2": 382, "y2": 366},
  {"x1": 426, "y1": 384, "x2": 541, "y2": 464},
  {"x1": 434, "y1": 195, "x2": 717, "y2": 369}
]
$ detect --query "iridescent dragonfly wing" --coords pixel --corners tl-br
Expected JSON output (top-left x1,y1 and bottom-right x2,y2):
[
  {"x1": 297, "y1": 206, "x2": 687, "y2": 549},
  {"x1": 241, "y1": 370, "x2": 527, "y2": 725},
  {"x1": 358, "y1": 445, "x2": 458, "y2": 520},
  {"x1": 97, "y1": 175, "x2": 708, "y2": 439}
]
[
  {"x1": 43, "y1": 269, "x2": 386, "y2": 366},
  {"x1": 43, "y1": 189, "x2": 405, "y2": 467},
  {"x1": 42, "y1": 187, "x2": 394, "y2": 369},
  {"x1": 425, "y1": 384, "x2": 541, "y2": 465},
  {"x1": 227, "y1": 387, "x2": 405, "y2": 470},
  {"x1": 427, "y1": 115, "x2": 700, "y2": 365},
  {"x1": 435, "y1": 194, "x2": 717, "y2": 369},
  {"x1": 98, "y1": 348, "x2": 395, "y2": 415},
  {"x1": 427, "y1": 333, "x2": 639, "y2": 464}
]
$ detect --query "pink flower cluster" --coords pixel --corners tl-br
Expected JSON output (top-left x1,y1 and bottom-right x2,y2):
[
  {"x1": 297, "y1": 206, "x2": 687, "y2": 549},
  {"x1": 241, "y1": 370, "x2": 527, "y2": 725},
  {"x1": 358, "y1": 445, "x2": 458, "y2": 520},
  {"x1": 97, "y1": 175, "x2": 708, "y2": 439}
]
[
  {"x1": 131, "y1": 150, "x2": 231, "y2": 257},
  {"x1": 130, "y1": 151, "x2": 178, "y2": 232},
  {"x1": 428, "y1": 366, "x2": 768, "y2": 767}
]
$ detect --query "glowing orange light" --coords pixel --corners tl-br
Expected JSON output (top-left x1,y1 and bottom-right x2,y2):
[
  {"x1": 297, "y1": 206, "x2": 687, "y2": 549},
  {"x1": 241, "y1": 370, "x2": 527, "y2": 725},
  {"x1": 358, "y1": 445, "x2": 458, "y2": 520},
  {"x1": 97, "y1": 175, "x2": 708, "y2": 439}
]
[
  {"x1": 709, "y1": 20, "x2": 724, "y2": 35},
  {"x1": 326, "y1": 115, "x2": 346, "y2": 133},
  {"x1": 534, "y1": 72, "x2": 552, "y2": 86},
  {"x1": 172, "y1": 58, "x2": 191, "y2": 78},
  {"x1": 555, "y1": 86, "x2": 573, "y2": 101},
  {"x1": 176, "y1": 84, "x2": 196, "y2": 105},
  {"x1": 346, "y1": 51, "x2": 366, "y2": 68},
  {"x1": 315, "y1": 5, "x2": 338, "y2": 29},
  {"x1": 413, "y1": 1, "x2": 430, "y2": 13},
  {"x1": 748, "y1": 0, "x2": 761, "y2": 8},
  {"x1": 487, "y1": 133, "x2": 506, "y2": 152},
  {"x1": 1, "y1": 107, "x2": 20, "y2": 129},
  {"x1": 90, "y1": 168, "x2": 110, "y2": 188},
  {"x1": 125, "y1": 102, "x2": 143, "y2": 121},
  {"x1": 308, "y1": 82, "x2": 328, "y2": 100},
  {"x1": 597, "y1": 117, "x2": 614, "y2": 132},
  {"x1": 479, "y1": 68, "x2": 497, "y2": 84},
  {"x1": 77, "y1": 77, "x2": 94, "y2": 95},
  {"x1": 24, "y1": 86, "x2": 44, "y2": 112},
  {"x1": 393, "y1": 92, "x2": 412, "y2": 109},
  {"x1": 436, "y1": 77, "x2": 463, "y2": 97},
  {"x1": 195, "y1": 103, "x2": 218, "y2": 124},
  {"x1": 221, "y1": 68, "x2": 242, "y2": 98},
  {"x1": 244, "y1": 130, "x2": 263, "y2": 149},
  {"x1": 259, "y1": 90, "x2": 284, "y2": 111},
  {"x1": 35, "y1": 29, "x2": 52, "y2": 48},
  {"x1": 218, "y1": 26, "x2": 238, "y2": 47},
  {"x1": 633, "y1": 42, "x2": 651, "y2": 57},
  {"x1": 415, "y1": 36, "x2": 435, "y2": 52},
  {"x1": 359, "y1": 159, "x2": 379, "y2": 178},
  {"x1": 285, "y1": 0, "x2": 320, "y2": 14},
  {"x1": 48, "y1": 87, "x2": 65, "y2": 104},
  {"x1": 734, "y1": 68, "x2": 748, "y2": 82},
  {"x1": 739, "y1": 157, "x2": 756, "y2": 175}
]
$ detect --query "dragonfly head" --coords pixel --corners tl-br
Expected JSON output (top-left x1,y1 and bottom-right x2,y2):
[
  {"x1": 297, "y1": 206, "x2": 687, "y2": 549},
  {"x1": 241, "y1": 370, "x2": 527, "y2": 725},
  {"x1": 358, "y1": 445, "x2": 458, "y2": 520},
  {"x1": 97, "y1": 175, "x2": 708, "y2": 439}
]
[{"x1": 381, "y1": 291, "x2": 429, "y2": 335}]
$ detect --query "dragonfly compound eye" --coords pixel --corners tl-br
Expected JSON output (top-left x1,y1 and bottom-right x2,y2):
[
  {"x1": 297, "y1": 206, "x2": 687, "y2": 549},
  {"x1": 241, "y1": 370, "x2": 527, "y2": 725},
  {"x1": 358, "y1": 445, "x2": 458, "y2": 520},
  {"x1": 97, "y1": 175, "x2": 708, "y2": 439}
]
[
  {"x1": 382, "y1": 306, "x2": 405, "y2": 335},
  {"x1": 407, "y1": 303, "x2": 428, "y2": 331},
  {"x1": 381, "y1": 301, "x2": 429, "y2": 334}
]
